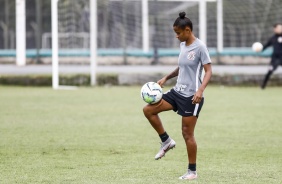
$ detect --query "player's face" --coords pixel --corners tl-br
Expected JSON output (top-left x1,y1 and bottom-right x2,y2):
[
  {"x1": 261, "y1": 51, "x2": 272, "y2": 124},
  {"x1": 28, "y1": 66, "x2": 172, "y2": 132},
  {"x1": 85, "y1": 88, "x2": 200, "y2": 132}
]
[
  {"x1": 173, "y1": 26, "x2": 190, "y2": 42},
  {"x1": 274, "y1": 25, "x2": 282, "y2": 34}
]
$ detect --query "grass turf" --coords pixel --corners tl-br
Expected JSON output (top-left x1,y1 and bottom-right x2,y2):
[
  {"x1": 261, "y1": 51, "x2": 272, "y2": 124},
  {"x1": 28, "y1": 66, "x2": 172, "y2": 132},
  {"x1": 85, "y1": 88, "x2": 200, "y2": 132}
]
[{"x1": 0, "y1": 85, "x2": 281, "y2": 184}]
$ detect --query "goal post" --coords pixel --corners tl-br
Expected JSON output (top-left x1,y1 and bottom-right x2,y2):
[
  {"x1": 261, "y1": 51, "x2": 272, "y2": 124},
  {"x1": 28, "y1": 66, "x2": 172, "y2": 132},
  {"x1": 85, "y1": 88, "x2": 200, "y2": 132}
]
[
  {"x1": 90, "y1": 0, "x2": 98, "y2": 86},
  {"x1": 16, "y1": 0, "x2": 26, "y2": 66},
  {"x1": 51, "y1": 0, "x2": 98, "y2": 88},
  {"x1": 51, "y1": 0, "x2": 59, "y2": 89},
  {"x1": 142, "y1": 0, "x2": 149, "y2": 52},
  {"x1": 217, "y1": 0, "x2": 223, "y2": 52}
]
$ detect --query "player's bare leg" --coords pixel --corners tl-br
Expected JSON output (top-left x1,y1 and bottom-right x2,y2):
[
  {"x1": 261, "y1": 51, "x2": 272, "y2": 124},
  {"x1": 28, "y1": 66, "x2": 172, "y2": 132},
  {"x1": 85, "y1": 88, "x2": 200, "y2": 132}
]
[
  {"x1": 143, "y1": 99, "x2": 173, "y2": 134},
  {"x1": 179, "y1": 116, "x2": 198, "y2": 180},
  {"x1": 143, "y1": 99, "x2": 176, "y2": 160}
]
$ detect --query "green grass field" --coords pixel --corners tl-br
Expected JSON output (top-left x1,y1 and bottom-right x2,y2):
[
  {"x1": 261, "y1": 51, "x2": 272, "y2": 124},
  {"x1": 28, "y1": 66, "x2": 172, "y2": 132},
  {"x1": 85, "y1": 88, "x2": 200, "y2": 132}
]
[{"x1": 0, "y1": 85, "x2": 281, "y2": 184}]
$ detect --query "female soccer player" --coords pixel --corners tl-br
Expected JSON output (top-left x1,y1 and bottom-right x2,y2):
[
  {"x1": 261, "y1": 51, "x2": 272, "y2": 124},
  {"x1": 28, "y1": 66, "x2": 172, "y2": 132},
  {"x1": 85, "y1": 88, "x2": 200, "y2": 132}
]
[
  {"x1": 143, "y1": 12, "x2": 212, "y2": 180},
  {"x1": 261, "y1": 23, "x2": 282, "y2": 89}
]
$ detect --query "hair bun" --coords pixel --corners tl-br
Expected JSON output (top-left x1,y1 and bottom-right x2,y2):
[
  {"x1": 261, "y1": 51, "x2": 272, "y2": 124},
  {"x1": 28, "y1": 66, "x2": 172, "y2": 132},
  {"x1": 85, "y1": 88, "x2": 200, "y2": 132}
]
[{"x1": 179, "y1": 12, "x2": 186, "y2": 19}]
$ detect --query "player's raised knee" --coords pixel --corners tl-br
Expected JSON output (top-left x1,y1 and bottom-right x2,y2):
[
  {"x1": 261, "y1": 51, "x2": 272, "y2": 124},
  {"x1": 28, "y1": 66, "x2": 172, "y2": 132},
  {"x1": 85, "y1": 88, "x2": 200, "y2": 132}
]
[{"x1": 142, "y1": 105, "x2": 150, "y2": 116}]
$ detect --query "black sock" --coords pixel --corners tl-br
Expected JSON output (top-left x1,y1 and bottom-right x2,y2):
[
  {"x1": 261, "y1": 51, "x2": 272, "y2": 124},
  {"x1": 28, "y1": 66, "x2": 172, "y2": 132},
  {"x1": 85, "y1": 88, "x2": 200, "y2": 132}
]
[
  {"x1": 262, "y1": 71, "x2": 272, "y2": 89},
  {"x1": 159, "y1": 132, "x2": 169, "y2": 142},
  {"x1": 188, "y1": 163, "x2": 196, "y2": 171}
]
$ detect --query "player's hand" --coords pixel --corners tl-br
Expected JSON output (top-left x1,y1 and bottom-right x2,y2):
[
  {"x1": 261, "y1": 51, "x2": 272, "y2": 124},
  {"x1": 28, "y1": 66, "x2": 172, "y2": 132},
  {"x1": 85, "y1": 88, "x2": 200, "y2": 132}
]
[
  {"x1": 192, "y1": 90, "x2": 203, "y2": 104},
  {"x1": 157, "y1": 77, "x2": 167, "y2": 88}
]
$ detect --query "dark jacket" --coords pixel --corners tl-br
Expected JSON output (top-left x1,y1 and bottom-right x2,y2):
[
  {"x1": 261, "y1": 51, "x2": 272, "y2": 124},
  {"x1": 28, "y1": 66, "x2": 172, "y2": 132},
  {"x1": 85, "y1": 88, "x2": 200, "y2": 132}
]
[{"x1": 263, "y1": 34, "x2": 282, "y2": 57}]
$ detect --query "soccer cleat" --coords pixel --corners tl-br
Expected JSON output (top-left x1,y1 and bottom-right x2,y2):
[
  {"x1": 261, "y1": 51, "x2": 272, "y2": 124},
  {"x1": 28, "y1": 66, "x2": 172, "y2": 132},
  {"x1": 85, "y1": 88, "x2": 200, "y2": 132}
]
[
  {"x1": 179, "y1": 169, "x2": 198, "y2": 180},
  {"x1": 154, "y1": 138, "x2": 176, "y2": 160}
]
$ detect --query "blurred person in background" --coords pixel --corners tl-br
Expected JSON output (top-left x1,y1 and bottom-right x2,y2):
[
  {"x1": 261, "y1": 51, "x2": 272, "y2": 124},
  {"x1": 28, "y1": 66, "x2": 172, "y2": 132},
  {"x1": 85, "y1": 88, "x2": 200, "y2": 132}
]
[{"x1": 261, "y1": 23, "x2": 282, "y2": 89}]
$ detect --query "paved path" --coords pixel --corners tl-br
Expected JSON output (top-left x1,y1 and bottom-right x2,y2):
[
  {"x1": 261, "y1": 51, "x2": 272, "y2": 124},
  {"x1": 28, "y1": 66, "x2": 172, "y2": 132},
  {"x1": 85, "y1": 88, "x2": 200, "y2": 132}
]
[{"x1": 1, "y1": 64, "x2": 282, "y2": 75}]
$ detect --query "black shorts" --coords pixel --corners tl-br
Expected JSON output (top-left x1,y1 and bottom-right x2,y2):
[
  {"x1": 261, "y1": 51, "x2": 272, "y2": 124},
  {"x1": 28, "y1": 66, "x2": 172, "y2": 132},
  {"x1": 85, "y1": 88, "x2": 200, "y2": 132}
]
[
  {"x1": 270, "y1": 55, "x2": 282, "y2": 70},
  {"x1": 162, "y1": 89, "x2": 204, "y2": 117}
]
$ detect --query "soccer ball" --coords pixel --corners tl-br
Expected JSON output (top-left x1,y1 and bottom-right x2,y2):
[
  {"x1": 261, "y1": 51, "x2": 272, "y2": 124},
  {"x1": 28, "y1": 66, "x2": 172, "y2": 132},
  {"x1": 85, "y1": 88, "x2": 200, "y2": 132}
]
[
  {"x1": 252, "y1": 42, "x2": 263, "y2": 52},
  {"x1": 140, "y1": 82, "x2": 163, "y2": 104}
]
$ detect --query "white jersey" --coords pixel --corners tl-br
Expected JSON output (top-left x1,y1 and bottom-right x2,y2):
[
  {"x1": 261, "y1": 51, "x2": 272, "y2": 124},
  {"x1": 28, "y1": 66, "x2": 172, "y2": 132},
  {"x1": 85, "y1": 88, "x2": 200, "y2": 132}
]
[{"x1": 173, "y1": 38, "x2": 211, "y2": 97}]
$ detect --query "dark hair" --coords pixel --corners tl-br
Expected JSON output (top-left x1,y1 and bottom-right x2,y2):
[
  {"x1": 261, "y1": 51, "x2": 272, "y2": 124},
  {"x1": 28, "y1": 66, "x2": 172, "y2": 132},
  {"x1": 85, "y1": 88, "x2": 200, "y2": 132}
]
[
  {"x1": 273, "y1": 23, "x2": 282, "y2": 27},
  {"x1": 173, "y1": 12, "x2": 193, "y2": 31}
]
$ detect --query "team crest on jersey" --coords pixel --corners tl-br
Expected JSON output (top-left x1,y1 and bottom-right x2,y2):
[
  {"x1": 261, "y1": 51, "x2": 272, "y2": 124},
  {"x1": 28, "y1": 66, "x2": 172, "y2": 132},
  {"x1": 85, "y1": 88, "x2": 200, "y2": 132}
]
[
  {"x1": 187, "y1": 51, "x2": 195, "y2": 60},
  {"x1": 278, "y1": 37, "x2": 282, "y2": 43},
  {"x1": 175, "y1": 84, "x2": 187, "y2": 92}
]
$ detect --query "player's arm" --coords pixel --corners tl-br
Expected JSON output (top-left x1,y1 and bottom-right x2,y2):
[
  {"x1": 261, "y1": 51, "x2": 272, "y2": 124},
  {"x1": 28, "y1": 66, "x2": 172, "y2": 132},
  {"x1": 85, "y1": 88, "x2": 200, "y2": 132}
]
[
  {"x1": 262, "y1": 37, "x2": 273, "y2": 51},
  {"x1": 157, "y1": 67, "x2": 179, "y2": 87},
  {"x1": 192, "y1": 63, "x2": 212, "y2": 104}
]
